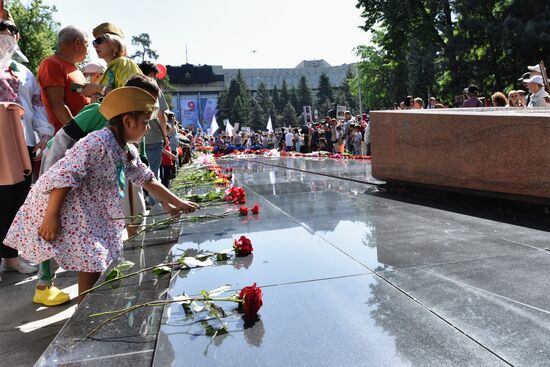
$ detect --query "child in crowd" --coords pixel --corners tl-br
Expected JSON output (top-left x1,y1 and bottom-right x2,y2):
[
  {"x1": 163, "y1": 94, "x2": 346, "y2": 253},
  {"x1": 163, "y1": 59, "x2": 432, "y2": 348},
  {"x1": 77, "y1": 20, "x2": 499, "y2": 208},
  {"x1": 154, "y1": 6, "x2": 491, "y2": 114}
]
[
  {"x1": 34, "y1": 74, "x2": 158, "y2": 307},
  {"x1": 353, "y1": 125, "x2": 363, "y2": 155},
  {"x1": 5, "y1": 87, "x2": 199, "y2": 303},
  {"x1": 160, "y1": 144, "x2": 176, "y2": 187}
]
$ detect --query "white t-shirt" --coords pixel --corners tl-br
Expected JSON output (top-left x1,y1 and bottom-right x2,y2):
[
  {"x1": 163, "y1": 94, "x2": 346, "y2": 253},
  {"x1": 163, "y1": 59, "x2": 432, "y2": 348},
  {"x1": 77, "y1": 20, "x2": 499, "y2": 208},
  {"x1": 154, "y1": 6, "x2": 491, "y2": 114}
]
[
  {"x1": 285, "y1": 132, "x2": 294, "y2": 147},
  {"x1": 12, "y1": 61, "x2": 53, "y2": 146}
]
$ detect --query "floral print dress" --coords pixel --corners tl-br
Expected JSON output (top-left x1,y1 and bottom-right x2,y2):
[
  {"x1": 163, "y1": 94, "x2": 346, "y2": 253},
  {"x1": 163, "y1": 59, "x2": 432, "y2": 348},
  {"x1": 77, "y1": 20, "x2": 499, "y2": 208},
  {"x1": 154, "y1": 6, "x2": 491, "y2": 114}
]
[{"x1": 5, "y1": 128, "x2": 154, "y2": 272}]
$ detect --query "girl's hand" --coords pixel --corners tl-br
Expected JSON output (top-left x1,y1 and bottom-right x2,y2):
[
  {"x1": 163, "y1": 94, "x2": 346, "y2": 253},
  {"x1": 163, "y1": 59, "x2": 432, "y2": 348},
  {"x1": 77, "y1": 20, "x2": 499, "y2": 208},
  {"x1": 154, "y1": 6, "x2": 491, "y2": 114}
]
[
  {"x1": 175, "y1": 199, "x2": 199, "y2": 214},
  {"x1": 39, "y1": 215, "x2": 60, "y2": 241},
  {"x1": 161, "y1": 201, "x2": 180, "y2": 216},
  {"x1": 161, "y1": 200, "x2": 199, "y2": 216}
]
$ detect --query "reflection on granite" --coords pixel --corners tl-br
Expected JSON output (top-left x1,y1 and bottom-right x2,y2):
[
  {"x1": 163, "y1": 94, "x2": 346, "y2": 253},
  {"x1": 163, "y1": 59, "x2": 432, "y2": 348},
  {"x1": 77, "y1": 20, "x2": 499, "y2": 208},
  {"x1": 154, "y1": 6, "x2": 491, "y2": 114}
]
[
  {"x1": 165, "y1": 221, "x2": 370, "y2": 295},
  {"x1": 154, "y1": 275, "x2": 505, "y2": 367},
  {"x1": 383, "y1": 267, "x2": 550, "y2": 367},
  {"x1": 37, "y1": 156, "x2": 550, "y2": 366}
]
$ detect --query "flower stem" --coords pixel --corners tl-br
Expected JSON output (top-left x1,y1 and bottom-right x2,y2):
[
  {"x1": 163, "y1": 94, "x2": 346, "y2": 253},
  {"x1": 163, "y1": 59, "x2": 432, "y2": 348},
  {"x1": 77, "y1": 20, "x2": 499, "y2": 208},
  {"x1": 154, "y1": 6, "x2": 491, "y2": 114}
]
[
  {"x1": 86, "y1": 296, "x2": 243, "y2": 338},
  {"x1": 80, "y1": 261, "x2": 179, "y2": 296}
]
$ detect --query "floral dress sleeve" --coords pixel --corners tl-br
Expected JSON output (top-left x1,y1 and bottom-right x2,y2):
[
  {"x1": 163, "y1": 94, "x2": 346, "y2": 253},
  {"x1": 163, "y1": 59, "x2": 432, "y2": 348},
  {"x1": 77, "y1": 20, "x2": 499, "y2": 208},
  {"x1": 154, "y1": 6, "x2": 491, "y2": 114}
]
[
  {"x1": 124, "y1": 144, "x2": 154, "y2": 187},
  {"x1": 41, "y1": 133, "x2": 106, "y2": 193}
]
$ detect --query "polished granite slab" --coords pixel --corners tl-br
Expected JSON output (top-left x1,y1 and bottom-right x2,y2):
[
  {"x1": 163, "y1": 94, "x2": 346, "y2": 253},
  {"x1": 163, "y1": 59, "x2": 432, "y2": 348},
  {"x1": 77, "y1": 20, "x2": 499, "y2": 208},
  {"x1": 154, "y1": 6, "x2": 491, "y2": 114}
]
[
  {"x1": 382, "y1": 266, "x2": 550, "y2": 366},
  {"x1": 36, "y1": 156, "x2": 550, "y2": 366},
  {"x1": 155, "y1": 275, "x2": 506, "y2": 367}
]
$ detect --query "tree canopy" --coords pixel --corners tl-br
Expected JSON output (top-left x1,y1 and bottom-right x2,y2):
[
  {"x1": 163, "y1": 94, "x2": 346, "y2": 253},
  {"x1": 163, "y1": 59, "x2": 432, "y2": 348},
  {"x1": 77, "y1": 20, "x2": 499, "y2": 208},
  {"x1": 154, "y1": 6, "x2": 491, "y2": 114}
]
[
  {"x1": 355, "y1": 0, "x2": 550, "y2": 108},
  {"x1": 131, "y1": 33, "x2": 159, "y2": 62},
  {"x1": 9, "y1": 0, "x2": 58, "y2": 74}
]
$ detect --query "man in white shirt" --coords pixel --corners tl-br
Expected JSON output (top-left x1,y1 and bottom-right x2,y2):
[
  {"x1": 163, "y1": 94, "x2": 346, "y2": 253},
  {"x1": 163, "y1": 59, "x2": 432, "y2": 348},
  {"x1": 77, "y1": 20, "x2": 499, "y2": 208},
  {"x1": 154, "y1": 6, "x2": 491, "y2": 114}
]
[
  {"x1": 524, "y1": 75, "x2": 550, "y2": 107},
  {"x1": 285, "y1": 129, "x2": 295, "y2": 152}
]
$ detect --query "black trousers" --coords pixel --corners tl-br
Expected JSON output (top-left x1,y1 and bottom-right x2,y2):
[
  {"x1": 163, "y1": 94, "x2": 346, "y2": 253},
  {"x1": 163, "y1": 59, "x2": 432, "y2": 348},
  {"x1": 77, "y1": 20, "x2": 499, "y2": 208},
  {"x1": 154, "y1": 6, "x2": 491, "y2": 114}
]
[
  {"x1": 0, "y1": 178, "x2": 31, "y2": 259},
  {"x1": 0, "y1": 148, "x2": 32, "y2": 259}
]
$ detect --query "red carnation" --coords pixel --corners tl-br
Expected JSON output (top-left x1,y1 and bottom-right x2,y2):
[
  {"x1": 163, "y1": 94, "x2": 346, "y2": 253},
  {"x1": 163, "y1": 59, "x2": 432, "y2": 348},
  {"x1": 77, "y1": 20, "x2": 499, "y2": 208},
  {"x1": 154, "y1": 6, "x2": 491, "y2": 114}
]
[
  {"x1": 225, "y1": 186, "x2": 246, "y2": 204},
  {"x1": 239, "y1": 206, "x2": 249, "y2": 216},
  {"x1": 251, "y1": 203, "x2": 260, "y2": 215},
  {"x1": 238, "y1": 283, "x2": 263, "y2": 320},
  {"x1": 233, "y1": 235, "x2": 253, "y2": 256}
]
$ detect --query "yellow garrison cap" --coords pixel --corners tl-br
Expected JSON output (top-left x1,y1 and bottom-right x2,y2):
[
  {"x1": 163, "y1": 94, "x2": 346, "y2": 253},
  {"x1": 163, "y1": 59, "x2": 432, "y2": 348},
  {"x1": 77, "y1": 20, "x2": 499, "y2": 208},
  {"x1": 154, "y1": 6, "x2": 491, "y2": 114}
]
[
  {"x1": 93, "y1": 22, "x2": 124, "y2": 38},
  {"x1": 2, "y1": 9, "x2": 15, "y2": 23},
  {"x1": 99, "y1": 87, "x2": 157, "y2": 120}
]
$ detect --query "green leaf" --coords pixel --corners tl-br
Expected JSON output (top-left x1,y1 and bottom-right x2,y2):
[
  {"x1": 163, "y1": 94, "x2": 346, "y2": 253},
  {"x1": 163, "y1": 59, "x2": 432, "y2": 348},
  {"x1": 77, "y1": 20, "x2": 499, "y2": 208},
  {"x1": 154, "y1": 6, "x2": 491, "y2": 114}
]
[
  {"x1": 199, "y1": 320, "x2": 228, "y2": 338},
  {"x1": 200, "y1": 290, "x2": 209, "y2": 298},
  {"x1": 215, "y1": 249, "x2": 233, "y2": 261},
  {"x1": 106, "y1": 268, "x2": 122, "y2": 281},
  {"x1": 209, "y1": 303, "x2": 227, "y2": 318},
  {"x1": 182, "y1": 303, "x2": 194, "y2": 317},
  {"x1": 116, "y1": 260, "x2": 135, "y2": 272},
  {"x1": 216, "y1": 253, "x2": 229, "y2": 261},
  {"x1": 152, "y1": 265, "x2": 171, "y2": 277},
  {"x1": 200, "y1": 320, "x2": 217, "y2": 336},
  {"x1": 216, "y1": 326, "x2": 229, "y2": 336}
]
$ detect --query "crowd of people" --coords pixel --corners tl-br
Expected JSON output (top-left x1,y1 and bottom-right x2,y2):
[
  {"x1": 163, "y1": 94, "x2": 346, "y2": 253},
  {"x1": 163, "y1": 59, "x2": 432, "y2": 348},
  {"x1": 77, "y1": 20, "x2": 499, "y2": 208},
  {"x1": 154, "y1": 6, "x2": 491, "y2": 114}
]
[
  {"x1": 392, "y1": 64, "x2": 549, "y2": 109},
  {"x1": 0, "y1": 13, "x2": 198, "y2": 306},
  {"x1": 198, "y1": 110, "x2": 371, "y2": 157}
]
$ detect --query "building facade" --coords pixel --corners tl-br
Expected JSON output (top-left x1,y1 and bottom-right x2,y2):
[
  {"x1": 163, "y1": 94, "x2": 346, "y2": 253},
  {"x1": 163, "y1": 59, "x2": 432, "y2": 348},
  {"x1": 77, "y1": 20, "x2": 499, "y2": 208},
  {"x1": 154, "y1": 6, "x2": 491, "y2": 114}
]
[{"x1": 166, "y1": 59, "x2": 355, "y2": 128}]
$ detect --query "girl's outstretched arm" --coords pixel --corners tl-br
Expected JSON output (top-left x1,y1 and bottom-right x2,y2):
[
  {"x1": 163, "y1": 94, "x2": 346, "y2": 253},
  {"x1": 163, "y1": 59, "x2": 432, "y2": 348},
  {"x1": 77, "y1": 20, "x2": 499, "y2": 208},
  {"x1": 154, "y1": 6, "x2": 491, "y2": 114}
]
[
  {"x1": 143, "y1": 179, "x2": 199, "y2": 214},
  {"x1": 39, "y1": 187, "x2": 71, "y2": 241}
]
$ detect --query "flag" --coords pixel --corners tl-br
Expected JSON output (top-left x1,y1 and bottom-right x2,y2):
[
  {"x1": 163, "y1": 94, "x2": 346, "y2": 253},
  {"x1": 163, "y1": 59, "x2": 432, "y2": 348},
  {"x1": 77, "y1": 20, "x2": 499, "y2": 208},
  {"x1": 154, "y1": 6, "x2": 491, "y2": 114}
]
[
  {"x1": 225, "y1": 120, "x2": 234, "y2": 137},
  {"x1": 266, "y1": 116, "x2": 273, "y2": 132},
  {"x1": 210, "y1": 115, "x2": 219, "y2": 135},
  {"x1": 196, "y1": 119, "x2": 202, "y2": 131}
]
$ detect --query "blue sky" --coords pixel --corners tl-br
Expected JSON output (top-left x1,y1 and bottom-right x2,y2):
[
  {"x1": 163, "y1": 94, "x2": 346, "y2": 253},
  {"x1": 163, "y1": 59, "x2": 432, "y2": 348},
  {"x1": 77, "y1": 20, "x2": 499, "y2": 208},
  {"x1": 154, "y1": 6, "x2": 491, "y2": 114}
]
[{"x1": 39, "y1": 0, "x2": 370, "y2": 69}]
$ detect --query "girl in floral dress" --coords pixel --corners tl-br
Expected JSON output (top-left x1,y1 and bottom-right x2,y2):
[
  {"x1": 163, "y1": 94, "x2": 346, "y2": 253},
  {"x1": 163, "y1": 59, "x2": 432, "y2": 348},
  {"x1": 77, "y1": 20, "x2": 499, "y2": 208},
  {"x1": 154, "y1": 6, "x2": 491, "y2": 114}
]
[{"x1": 5, "y1": 87, "x2": 199, "y2": 302}]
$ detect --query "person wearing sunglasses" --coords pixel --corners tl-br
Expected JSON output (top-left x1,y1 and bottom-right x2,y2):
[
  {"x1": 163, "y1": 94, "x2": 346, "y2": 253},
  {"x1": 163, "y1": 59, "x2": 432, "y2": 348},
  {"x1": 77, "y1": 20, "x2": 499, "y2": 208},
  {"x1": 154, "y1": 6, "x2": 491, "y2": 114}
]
[
  {"x1": 80, "y1": 23, "x2": 141, "y2": 99},
  {"x1": 0, "y1": 18, "x2": 17, "y2": 35},
  {"x1": 0, "y1": 8, "x2": 54, "y2": 283}
]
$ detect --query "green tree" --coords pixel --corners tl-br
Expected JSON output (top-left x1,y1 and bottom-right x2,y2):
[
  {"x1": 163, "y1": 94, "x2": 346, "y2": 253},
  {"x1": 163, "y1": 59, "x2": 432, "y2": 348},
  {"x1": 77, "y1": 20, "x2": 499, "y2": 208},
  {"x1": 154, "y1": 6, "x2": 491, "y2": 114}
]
[
  {"x1": 249, "y1": 99, "x2": 263, "y2": 131},
  {"x1": 217, "y1": 70, "x2": 251, "y2": 125},
  {"x1": 407, "y1": 39, "x2": 436, "y2": 103},
  {"x1": 316, "y1": 72, "x2": 334, "y2": 116},
  {"x1": 9, "y1": 0, "x2": 59, "y2": 74},
  {"x1": 271, "y1": 85, "x2": 282, "y2": 113},
  {"x1": 355, "y1": 0, "x2": 550, "y2": 106},
  {"x1": 217, "y1": 87, "x2": 230, "y2": 121},
  {"x1": 337, "y1": 67, "x2": 358, "y2": 112},
  {"x1": 355, "y1": 45, "x2": 395, "y2": 110},
  {"x1": 281, "y1": 101, "x2": 298, "y2": 127},
  {"x1": 131, "y1": 33, "x2": 159, "y2": 62},
  {"x1": 279, "y1": 80, "x2": 291, "y2": 113},
  {"x1": 255, "y1": 81, "x2": 274, "y2": 123},
  {"x1": 231, "y1": 95, "x2": 250, "y2": 126},
  {"x1": 289, "y1": 86, "x2": 300, "y2": 115},
  {"x1": 296, "y1": 76, "x2": 313, "y2": 111}
]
